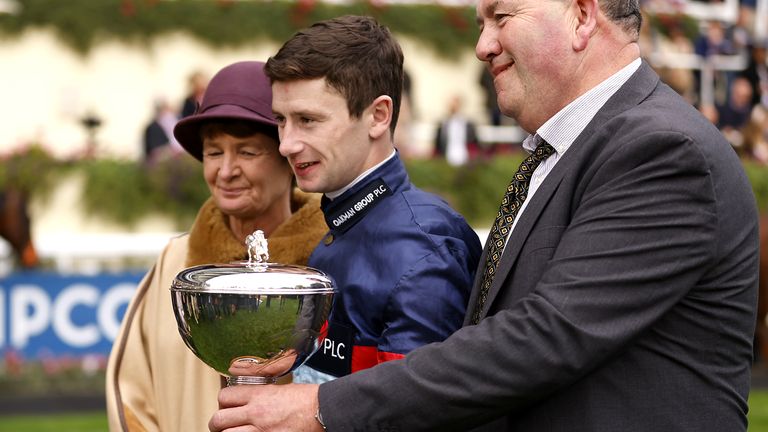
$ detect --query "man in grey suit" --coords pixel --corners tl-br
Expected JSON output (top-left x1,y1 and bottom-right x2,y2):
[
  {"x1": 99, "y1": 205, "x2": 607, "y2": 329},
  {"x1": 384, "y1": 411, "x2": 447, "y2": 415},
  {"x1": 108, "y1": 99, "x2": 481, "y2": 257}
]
[{"x1": 208, "y1": 0, "x2": 759, "y2": 431}]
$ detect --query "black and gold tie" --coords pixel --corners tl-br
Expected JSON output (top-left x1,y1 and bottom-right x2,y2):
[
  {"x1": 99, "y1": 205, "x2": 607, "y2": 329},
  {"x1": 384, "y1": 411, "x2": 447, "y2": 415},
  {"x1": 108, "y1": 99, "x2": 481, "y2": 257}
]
[{"x1": 470, "y1": 139, "x2": 556, "y2": 324}]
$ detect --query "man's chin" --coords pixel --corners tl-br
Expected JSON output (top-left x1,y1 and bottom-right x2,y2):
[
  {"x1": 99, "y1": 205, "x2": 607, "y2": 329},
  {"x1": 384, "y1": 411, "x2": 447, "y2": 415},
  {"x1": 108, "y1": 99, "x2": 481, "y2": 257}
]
[{"x1": 295, "y1": 180, "x2": 323, "y2": 194}]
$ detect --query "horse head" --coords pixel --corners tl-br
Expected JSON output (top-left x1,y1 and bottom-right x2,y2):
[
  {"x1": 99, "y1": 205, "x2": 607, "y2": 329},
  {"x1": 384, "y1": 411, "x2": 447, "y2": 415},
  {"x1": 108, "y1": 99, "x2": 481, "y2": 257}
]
[{"x1": 0, "y1": 187, "x2": 40, "y2": 269}]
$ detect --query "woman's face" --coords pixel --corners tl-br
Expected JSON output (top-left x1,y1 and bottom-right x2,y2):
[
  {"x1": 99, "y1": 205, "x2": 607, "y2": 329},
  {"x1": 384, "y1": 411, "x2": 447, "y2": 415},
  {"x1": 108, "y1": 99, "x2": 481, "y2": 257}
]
[{"x1": 202, "y1": 130, "x2": 293, "y2": 224}]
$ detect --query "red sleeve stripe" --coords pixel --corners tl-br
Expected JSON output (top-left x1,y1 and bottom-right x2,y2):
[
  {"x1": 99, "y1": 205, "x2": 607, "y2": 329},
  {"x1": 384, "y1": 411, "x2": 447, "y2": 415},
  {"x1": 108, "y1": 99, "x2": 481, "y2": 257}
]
[{"x1": 351, "y1": 345, "x2": 405, "y2": 373}]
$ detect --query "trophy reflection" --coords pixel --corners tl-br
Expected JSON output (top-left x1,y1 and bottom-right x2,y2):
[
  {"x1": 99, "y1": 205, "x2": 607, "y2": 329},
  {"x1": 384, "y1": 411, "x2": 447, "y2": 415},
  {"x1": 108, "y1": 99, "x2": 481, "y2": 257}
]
[{"x1": 170, "y1": 230, "x2": 335, "y2": 385}]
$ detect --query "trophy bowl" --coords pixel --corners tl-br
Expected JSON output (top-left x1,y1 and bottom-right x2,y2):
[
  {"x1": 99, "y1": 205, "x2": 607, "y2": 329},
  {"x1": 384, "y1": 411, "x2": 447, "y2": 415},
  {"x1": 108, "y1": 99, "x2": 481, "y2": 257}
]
[{"x1": 171, "y1": 261, "x2": 335, "y2": 385}]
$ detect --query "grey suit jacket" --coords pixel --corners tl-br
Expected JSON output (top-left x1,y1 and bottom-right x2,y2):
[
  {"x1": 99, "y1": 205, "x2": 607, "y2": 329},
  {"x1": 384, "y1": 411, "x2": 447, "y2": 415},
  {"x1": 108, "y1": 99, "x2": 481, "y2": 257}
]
[{"x1": 319, "y1": 62, "x2": 759, "y2": 431}]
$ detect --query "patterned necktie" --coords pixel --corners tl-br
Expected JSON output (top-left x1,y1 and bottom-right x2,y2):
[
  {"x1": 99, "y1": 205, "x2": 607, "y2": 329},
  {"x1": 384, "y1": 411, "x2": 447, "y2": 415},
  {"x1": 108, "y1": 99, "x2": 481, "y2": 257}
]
[{"x1": 470, "y1": 139, "x2": 556, "y2": 324}]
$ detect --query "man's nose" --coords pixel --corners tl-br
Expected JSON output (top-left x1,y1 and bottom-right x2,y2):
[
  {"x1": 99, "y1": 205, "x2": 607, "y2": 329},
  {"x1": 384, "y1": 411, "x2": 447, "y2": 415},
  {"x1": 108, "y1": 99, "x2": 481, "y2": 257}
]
[
  {"x1": 278, "y1": 125, "x2": 301, "y2": 157},
  {"x1": 476, "y1": 28, "x2": 500, "y2": 62}
]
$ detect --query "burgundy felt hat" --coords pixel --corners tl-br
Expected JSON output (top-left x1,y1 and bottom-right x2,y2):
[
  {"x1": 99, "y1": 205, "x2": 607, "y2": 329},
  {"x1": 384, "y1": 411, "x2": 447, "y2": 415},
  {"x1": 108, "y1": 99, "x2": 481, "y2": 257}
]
[{"x1": 173, "y1": 61, "x2": 277, "y2": 161}]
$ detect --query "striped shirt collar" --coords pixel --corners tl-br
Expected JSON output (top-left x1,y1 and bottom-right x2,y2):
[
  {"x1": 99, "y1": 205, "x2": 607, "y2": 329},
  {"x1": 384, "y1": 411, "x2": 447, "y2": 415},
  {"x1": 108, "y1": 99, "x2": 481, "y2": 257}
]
[{"x1": 523, "y1": 58, "x2": 641, "y2": 154}]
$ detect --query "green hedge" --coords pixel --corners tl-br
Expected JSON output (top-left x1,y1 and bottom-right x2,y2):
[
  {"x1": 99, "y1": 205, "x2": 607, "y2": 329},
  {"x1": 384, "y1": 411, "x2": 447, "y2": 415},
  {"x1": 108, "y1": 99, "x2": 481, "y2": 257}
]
[
  {"x1": 0, "y1": 1, "x2": 696, "y2": 59},
  {"x1": 0, "y1": 146, "x2": 208, "y2": 229},
  {"x1": 4, "y1": 145, "x2": 768, "y2": 230},
  {"x1": 406, "y1": 155, "x2": 526, "y2": 227},
  {"x1": 0, "y1": 0, "x2": 478, "y2": 58},
  {"x1": 79, "y1": 155, "x2": 208, "y2": 227},
  {"x1": 6, "y1": 146, "x2": 522, "y2": 229}
]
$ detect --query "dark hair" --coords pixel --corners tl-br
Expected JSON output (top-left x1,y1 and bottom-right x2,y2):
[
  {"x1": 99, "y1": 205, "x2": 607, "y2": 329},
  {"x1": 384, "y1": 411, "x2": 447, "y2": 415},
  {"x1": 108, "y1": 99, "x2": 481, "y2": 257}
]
[
  {"x1": 265, "y1": 15, "x2": 404, "y2": 135},
  {"x1": 199, "y1": 119, "x2": 280, "y2": 147},
  {"x1": 601, "y1": 0, "x2": 642, "y2": 40}
]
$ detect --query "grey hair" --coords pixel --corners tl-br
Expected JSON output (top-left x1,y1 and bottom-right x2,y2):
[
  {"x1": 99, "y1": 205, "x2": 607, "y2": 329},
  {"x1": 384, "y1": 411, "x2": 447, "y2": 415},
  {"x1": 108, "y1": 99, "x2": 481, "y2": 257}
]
[{"x1": 600, "y1": 0, "x2": 642, "y2": 40}]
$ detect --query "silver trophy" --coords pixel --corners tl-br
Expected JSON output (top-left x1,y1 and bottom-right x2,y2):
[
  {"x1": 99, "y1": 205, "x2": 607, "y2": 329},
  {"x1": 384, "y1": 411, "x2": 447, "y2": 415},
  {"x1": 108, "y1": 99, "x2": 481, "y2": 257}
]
[{"x1": 171, "y1": 230, "x2": 336, "y2": 385}]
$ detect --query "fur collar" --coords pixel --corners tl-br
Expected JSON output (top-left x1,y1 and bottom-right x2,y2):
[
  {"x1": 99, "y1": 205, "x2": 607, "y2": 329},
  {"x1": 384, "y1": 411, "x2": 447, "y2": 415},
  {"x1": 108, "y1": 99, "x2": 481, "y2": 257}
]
[{"x1": 186, "y1": 190, "x2": 327, "y2": 267}]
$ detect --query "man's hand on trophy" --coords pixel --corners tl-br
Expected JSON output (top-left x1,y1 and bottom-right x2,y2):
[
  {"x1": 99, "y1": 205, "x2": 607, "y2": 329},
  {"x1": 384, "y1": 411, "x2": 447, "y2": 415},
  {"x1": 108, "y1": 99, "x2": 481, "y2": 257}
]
[
  {"x1": 228, "y1": 350, "x2": 298, "y2": 378},
  {"x1": 209, "y1": 383, "x2": 323, "y2": 432}
]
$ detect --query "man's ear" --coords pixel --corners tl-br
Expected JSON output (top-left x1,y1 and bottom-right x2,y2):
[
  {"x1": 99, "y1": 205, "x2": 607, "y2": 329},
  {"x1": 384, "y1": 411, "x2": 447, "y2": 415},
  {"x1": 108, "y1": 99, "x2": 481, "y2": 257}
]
[
  {"x1": 369, "y1": 95, "x2": 393, "y2": 140},
  {"x1": 573, "y1": 0, "x2": 599, "y2": 52}
]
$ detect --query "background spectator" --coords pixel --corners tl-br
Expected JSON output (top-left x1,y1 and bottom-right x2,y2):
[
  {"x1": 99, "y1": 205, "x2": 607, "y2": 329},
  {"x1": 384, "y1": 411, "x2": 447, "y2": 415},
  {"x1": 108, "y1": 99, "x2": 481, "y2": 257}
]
[
  {"x1": 741, "y1": 38, "x2": 768, "y2": 107},
  {"x1": 479, "y1": 67, "x2": 502, "y2": 126},
  {"x1": 143, "y1": 97, "x2": 182, "y2": 164},
  {"x1": 434, "y1": 94, "x2": 479, "y2": 166},
  {"x1": 717, "y1": 75, "x2": 754, "y2": 146},
  {"x1": 180, "y1": 70, "x2": 208, "y2": 118},
  {"x1": 739, "y1": 104, "x2": 768, "y2": 164}
]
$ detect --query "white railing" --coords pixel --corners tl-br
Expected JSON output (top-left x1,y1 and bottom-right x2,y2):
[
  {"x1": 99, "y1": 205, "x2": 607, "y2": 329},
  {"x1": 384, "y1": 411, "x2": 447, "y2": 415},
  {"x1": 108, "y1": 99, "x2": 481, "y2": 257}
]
[
  {"x1": 38, "y1": 232, "x2": 180, "y2": 274},
  {"x1": 647, "y1": 52, "x2": 748, "y2": 107},
  {"x1": 476, "y1": 125, "x2": 527, "y2": 144},
  {"x1": 1, "y1": 233, "x2": 180, "y2": 275},
  {"x1": 0, "y1": 229, "x2": 491, "y2": 276}
]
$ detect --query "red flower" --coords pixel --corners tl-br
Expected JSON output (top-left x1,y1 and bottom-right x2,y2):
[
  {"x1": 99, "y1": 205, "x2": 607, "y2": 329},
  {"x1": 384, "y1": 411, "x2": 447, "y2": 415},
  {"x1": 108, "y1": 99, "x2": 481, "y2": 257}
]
[{"x1": 120, "y1": 0, "x2": 136, "y2": 18}]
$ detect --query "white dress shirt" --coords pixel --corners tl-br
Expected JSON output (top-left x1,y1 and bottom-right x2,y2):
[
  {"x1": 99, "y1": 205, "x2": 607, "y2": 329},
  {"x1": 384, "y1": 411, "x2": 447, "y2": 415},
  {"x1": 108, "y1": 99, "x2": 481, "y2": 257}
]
[{"x1": 507, "y1": 58, "x2": 642, "y2": 238}]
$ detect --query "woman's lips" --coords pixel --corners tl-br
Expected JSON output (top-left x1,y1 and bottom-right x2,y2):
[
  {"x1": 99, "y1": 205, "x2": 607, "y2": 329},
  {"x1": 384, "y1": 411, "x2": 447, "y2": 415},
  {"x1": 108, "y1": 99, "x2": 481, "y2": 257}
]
[{"x1": 218, "y1": 186, "x2": 247, "y2": 197}]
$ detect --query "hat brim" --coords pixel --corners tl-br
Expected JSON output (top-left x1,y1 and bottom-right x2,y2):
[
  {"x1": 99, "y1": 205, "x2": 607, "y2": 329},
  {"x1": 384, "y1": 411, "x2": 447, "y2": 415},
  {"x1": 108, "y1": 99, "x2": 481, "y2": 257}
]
[{"x1": 173, "y1": 104, "x2": 278, "y2": 161}]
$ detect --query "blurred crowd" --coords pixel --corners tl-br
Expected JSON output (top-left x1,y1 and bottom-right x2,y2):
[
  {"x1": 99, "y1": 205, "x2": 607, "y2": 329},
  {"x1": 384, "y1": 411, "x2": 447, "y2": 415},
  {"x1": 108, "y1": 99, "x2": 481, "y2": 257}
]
[
  {"x1": 430, "y1": 0, "x2": 768, "y2": 167},
  {"x1": 143, "y1": 70, "x2": 209, "y2": 165},
  {"x1": 144, "y1": 1, "x2": 768, "y2": 168},
  {"x1": 640, "y1": 0, "x2": 768, "y2": 164}
]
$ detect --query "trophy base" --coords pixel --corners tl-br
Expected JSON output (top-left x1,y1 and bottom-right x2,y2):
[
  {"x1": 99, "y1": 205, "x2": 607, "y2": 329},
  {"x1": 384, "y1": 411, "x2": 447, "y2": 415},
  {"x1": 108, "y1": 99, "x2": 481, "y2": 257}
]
[{"x1": 227, "y1": 375, "x2": 279, "y2": 385}]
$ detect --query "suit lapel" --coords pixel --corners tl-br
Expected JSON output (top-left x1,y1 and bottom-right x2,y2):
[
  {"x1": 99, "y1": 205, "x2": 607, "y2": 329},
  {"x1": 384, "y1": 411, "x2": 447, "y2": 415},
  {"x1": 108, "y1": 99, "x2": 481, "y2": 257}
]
[
  {"x1": 471, "y1": 61, "x2": 661, "y2": 320},
  {"x1": 478, "y1": 162, "x2": 567, "y2": 317},
  {"x1": 465, "y1": 237, "x2": 492, "y2": 325}
]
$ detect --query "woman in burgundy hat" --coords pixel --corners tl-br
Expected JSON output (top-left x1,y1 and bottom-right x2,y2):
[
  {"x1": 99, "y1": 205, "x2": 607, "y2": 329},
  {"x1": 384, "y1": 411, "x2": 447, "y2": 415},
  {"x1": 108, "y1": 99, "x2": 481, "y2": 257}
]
[{"x1": 105, "y1": 61, "x2": 328, "y2": 432}]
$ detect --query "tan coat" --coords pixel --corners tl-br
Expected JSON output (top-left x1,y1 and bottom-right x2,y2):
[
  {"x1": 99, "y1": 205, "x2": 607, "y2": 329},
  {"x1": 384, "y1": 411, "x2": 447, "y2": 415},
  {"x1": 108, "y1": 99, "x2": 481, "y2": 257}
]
[{"x1": 106, "y1": 191, "x2": 327, "y2": 431}]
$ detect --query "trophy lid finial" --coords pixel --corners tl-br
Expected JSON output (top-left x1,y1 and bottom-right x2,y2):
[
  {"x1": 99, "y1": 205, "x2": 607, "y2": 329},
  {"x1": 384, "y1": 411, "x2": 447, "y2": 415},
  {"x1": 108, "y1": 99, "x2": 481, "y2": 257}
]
[{"x1": 246, "y1": 230, "x2": 269, "y2": 265}]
